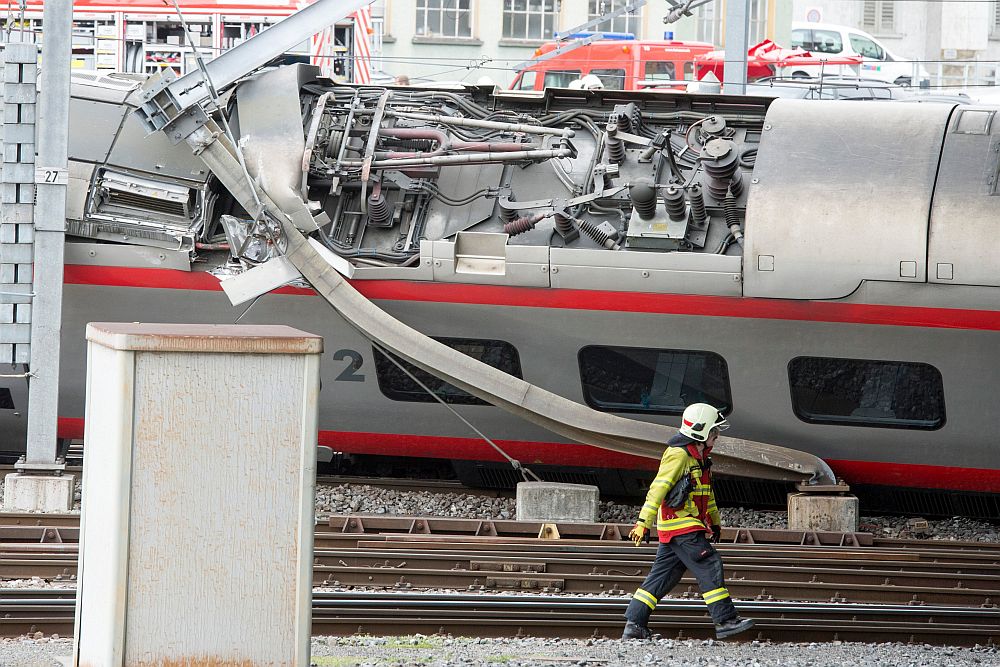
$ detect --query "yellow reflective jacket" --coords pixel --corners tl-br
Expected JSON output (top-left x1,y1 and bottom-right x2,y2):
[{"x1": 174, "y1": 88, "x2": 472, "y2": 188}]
[{"x1": 636, "y1": 443, "x2": 720, "y2": 542}]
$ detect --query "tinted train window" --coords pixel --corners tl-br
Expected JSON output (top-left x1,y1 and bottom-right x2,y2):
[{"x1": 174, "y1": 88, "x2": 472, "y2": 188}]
[
  {"x1": 373, "y1": 338, "x2": 522, "y2": 405},
  {"x1": 579, "y1": 346, "x2": 732, "y2": 415},
  {"x1": 788, "y1": 357, "x2": 945, "y2": 429}
]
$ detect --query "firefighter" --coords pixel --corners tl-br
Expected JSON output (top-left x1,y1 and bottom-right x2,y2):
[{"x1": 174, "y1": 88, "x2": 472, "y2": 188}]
[{"x1": 622, "y1": 403, "x2": 755, "y2": 640}]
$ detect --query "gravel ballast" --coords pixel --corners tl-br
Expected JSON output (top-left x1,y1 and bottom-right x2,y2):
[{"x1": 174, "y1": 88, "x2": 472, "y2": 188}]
[
  {"x1": 7, "y1": 635, "x2": 998, "y2": 667},
  {"x1": 316, "y1": 483, "x2": 1000, "y2": 542},
  {"x1": 5, "y1": 476, "x2": 998, "y2": 544}
]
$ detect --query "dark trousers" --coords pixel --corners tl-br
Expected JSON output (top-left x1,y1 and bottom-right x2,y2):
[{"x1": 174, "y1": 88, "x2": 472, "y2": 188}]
[{"x1": 624, "y1": 531, "x2": 738, "y2": 626}]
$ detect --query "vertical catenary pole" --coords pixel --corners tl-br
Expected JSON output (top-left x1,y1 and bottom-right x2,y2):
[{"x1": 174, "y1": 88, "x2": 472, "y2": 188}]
[
  {"x1": 722, "y1": 0, "x2": 750, "y2": 94},
  {"x1": 25, "y1": 0, "x2": 72, "y2": 466}
]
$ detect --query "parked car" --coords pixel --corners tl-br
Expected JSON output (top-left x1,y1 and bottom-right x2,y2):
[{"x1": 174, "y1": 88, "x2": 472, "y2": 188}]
[
  {"x1": 898, "y1": 92, "x2": 973, "y2": 105},
  {"x1": 789, "y1": 22, "x2": 929, "y2": 87},
  {"x1": 744, "y1": 76, "x2": 910, "y2": 100}
]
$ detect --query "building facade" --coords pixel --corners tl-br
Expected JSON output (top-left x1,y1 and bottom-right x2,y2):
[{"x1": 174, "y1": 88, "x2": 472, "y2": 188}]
[
  {"x1": 374, "y1": 1, "x2": 793, "y2": 87},
  {"x1": 791, "y1": 0, "x2": 1000, "y2": 90},
  {"x1": 0, "y1": 0, "x2": 361, "y2": 81}
]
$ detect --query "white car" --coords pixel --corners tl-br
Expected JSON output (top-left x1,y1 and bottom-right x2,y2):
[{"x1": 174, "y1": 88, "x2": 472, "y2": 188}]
[{"x1": 790, "y1": 22, "x2": 928, "y2": 87}]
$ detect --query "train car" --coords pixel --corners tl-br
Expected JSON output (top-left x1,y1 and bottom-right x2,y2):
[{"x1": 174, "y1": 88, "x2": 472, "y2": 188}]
[{"x1": 1, "y1": 64, "x2": 998, "y2": 517}]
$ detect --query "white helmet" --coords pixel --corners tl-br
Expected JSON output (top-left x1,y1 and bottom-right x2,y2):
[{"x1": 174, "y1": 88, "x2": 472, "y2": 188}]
[
  {"x1": 580, "y1": 74, "x2": 604, "y2": 90},
  {"x1": 679, "y1": 403, "x2": 729, "y2": 442}
]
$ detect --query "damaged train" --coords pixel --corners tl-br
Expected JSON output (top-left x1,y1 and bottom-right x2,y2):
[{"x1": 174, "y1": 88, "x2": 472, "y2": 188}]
[{"x1": 2, "y1": 60, "x2": 999, "y2": 516}]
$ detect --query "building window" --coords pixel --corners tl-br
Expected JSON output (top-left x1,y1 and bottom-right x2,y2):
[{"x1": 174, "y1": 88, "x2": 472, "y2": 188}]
[
  {"x1": 503, "y1": 0, "x2": 561, "y2": 41},
  {"x1": 588, "y1": 0, "x2": 641, "y2": 36},
  {"x1": 373, "y1": 338, "x2": 522, "y2": 405},
  {"x1": 415, "y1": 0, "x2": 473, "y2": 39},
  {"x1": 696, "y1": 0, "x2": 767, "y2": 46},
  {"x1": 788, "y1": 357, "x2": 945, "y2": 430},
  {"x1": 695, "y1": 2, "x2": 721, "y2": 45},
  {"x1": 579, "y1": 346, "x2": 732, "y2": 415},
  {"x1": 862, "y1": 1, "x2": 895, "y2": 34},
  {"x1": 749, "y1": 0, "x2": 768, "y2": 45}
]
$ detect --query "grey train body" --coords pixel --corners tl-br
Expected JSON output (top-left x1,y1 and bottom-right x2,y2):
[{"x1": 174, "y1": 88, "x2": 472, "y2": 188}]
[{"x1": 1, "y1": 67, "x2": 997, "y2": 512}]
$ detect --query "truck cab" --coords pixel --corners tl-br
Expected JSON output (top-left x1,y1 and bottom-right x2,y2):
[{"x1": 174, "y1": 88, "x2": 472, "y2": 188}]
[
  {"x1": 790, "y1": 22, "x2": 928, "y2": 86},
  {"x1": 510, "y1": 37, "x2": 713, "y2": 91}
]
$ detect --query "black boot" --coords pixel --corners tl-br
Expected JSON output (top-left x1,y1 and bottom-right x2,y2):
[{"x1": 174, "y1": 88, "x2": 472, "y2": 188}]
[
  {"x1": 715, "y1": 616, "x2": 754, "y2": 639},
  {"x1": 621, "y1": 621, "x2": 652, "y2": 640}
]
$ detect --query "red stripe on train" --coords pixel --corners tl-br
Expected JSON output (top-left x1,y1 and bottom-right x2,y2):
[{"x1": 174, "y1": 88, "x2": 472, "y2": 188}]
[
  {"x1": 63, "y1": 264, "x2": 1000, "y2": 331},
  {"x1": 57, "y1": 418, "x2": 1000, "y2": 493}
]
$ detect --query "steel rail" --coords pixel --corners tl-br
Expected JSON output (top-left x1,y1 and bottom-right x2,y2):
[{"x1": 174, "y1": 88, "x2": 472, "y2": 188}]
[
  {"x1": 2, "y1": 591, "x2": 997, "y2": 645},
  {"x1": 338, "y1": 535, "x2": 1000, "y2": 566},
  {"x1": 6, "y1": 546, "x2": 998, "y2": 590},
  {"x1": 3, "y1": 544, "x2": 999, "y2": 607},
  {"x1": 4, "y1": 512, "x2": 1000, "y2": 558}
]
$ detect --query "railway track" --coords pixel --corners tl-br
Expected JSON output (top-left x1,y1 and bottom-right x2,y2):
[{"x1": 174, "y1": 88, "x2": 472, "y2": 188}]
[
  {"x1": 3, "y1": 536, "x2": 998, "y2": 607},
  {"x1": 0, "y1": 512, "x2": 998, "y2": 645},
  {"x1": 2, "y1": 590, "x2": 997, "y2": 646}
]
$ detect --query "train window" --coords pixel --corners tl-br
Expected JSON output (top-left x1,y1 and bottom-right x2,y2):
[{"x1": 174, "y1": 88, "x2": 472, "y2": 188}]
[
  {"x1": 578, "y1": 346, "x2": 732, "y2": 415},
  {"x1": 373, "y1": 338, "x2": 522, "y2": 405},
  {"x1": 788, "y1": 357, "x2": 945, "y2": 429},
  {"x1": 0, "y1": 388, "x2": 12, "y2": 409}
]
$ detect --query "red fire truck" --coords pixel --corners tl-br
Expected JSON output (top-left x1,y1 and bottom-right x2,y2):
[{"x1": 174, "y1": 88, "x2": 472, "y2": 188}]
[
  {"x1": 510, "y1": 37, "x2": 864, "y2": 92},
  {"x1": 510, "y1": 38, "x2": 714, "y2": 92}
]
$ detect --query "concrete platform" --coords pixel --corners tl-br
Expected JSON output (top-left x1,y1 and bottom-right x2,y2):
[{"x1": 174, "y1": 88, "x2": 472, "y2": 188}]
[
  {"x1": 3, "y1": 473, "x2": 74, "y2": 512},
  {"x1": 516, "y1": 481, "x2": 599, "y2": 523},
  {"x1": 787, "y1": 492, "x2": 859, "y2": 532}
]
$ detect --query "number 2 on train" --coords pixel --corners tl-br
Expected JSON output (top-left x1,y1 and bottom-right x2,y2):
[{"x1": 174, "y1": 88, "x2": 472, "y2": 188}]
[{"x1": 333, "y1": 349, "x2": 365, "y2": 382}]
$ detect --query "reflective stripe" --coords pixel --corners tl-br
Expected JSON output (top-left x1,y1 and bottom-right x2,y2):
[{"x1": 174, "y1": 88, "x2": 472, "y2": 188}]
[
  {"x1": 633, "y1": 588, "x2": 658, "y2": 610},
  {"x1": 659, "y1": 517, "x2": 705, "y2": 529},
  {"x1": 702, "y1": 587, "x2": 730, "y2": 605}
]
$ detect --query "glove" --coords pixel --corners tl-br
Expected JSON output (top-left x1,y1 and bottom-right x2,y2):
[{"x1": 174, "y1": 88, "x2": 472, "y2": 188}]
[
  {"x1": 711, "y1": 524, "x2": 722, "y2": 544},
  {"x1": 629, "y1": 522, "x2": 649, "y2": 547}
]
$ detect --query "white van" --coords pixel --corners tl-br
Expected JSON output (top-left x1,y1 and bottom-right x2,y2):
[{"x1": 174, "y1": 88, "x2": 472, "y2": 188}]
[{"x1": 790, "y1": 22, "x2": 928, "y2": 86}]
